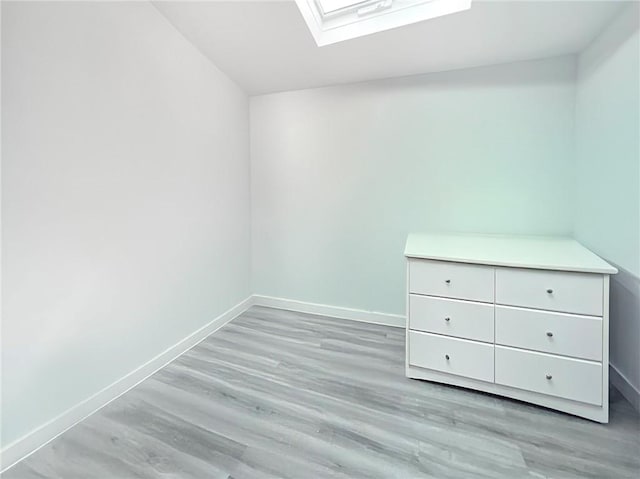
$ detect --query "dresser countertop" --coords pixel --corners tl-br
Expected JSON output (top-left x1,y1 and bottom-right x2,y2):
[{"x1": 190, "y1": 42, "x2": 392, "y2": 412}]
[{"x1": 404, "y1": 233, "x2": 617, "y2": 274}]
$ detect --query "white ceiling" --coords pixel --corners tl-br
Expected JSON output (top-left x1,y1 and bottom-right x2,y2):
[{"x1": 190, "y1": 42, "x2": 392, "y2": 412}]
[{"x1": 153, "y1": 1, "x2": 626, "y2": 95}]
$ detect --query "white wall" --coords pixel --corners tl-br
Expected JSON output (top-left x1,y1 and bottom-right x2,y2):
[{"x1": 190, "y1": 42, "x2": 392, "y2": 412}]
[
  {"x1": 251, "y1": 57, "x2": 576, "y2": 315},
  {"x1": 574, "y1": 3, "x2": 640, "y2": 408},
  {"x1": 1, "y1": 1, "x2": 250, "y2": 449}
]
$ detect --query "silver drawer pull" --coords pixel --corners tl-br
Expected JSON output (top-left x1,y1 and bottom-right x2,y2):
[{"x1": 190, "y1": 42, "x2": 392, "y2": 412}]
[
  {"x1": 546, "y1": 288, "x2": 553, "y2": 294},
  {"x1": 445, "y1": 354, "x2": 450, "y2": 360},
  {"x1": 445, "y1": 279, "x2": 451, "y2": 284},
  {"x1": 546, "y1": 374, "x2": 553, "y2": 380},
  {"x1": 444, "y1": 317, "x2": 451, "y2": 322},
  {"x1": 546, "y1": 331, "x2": 553, "y2": 337}
]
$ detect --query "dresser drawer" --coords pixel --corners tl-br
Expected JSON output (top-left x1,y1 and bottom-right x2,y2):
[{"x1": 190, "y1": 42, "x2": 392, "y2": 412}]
[
  {"x1": 409, "y1": 331, "x2": 494, "y2": 382},
  {"x1": 410, "y1": 295, "x2": 494, "y2": 343},
  {"x1": 495, "y1": 346, "x2": 602, "y2": 406},
  {"x1": 495, "y1": 268, "x2": 603, "y2": 316},
  {"x1": 496, "y1": 306, "x2": 602, "y2": 361},
  {"x1": 409, "y1": 259, "x2": 494, "y2": 303}
]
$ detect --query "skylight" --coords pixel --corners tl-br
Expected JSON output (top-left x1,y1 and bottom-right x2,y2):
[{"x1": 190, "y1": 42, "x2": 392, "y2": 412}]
[
  {"x1": 295, "y1": 0, "x2": 472, "y2": 46},
  {"x1": 318, "y1": 0, "x2": 371, "y2": 15}
]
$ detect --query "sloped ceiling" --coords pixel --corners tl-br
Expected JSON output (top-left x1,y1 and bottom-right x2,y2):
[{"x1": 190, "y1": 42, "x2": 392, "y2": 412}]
[{"x1": 153, "y1": 1, "x2": 626, "y2": 95}]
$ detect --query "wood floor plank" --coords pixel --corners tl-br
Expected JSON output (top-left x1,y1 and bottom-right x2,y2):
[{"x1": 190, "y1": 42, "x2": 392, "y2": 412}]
[{"x1": 3, "y1": 306, "x2": 639, "y2": 478}]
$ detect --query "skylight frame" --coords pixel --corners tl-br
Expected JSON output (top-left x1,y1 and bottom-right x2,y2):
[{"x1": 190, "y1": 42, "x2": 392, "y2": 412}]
[
  {"x1": 296, "y1": 0, "x2": 473, "y2": 46},
  {"x1": 317, "y1": 0, "x2": 373, "y2": 16}
]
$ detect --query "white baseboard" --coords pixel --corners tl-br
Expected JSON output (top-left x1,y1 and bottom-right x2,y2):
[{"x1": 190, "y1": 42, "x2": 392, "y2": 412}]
[
  {"x1": 3, "y1": 293, "x2": 636, "y2": 473},
  {"x1": 0, "y1": 295, "x2": 402, "y2": 472},
  {"x1": 252, "y1": 295, "x2": 405, "y2": 328},
  {"x1": 0, "y1": 296, "x2": 254, "y2": 474},
  {"x1": 610, "y1": 363, "x2": 640, "y2": 413},
  {"x1": 606, "y1": 260, "x2": 640, "y2": 415}
]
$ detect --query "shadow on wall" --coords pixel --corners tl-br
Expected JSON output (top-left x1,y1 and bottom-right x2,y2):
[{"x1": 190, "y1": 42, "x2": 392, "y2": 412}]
[{"x1": 609, "y1": 265, "x2": 640, "y2": 412}]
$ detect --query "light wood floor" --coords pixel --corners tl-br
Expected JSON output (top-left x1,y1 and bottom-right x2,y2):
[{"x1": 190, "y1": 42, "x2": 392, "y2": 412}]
[{"x1": 4, "y1": 306, "x2": 639, "y2": 478}]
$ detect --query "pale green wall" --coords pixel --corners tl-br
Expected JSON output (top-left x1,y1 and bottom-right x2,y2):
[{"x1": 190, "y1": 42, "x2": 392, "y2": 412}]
[
  {"x1": 575, "y1": 3, "x2": 640, "y2": 278},
  {"x1": 251, "y1": 57, "x2": 577, "y2": 315}
]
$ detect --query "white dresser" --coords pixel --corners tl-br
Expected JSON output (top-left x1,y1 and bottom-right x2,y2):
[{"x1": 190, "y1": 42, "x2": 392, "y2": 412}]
[{"x1": 405, "y1": 233, "x2": 617, "y2": 422}]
